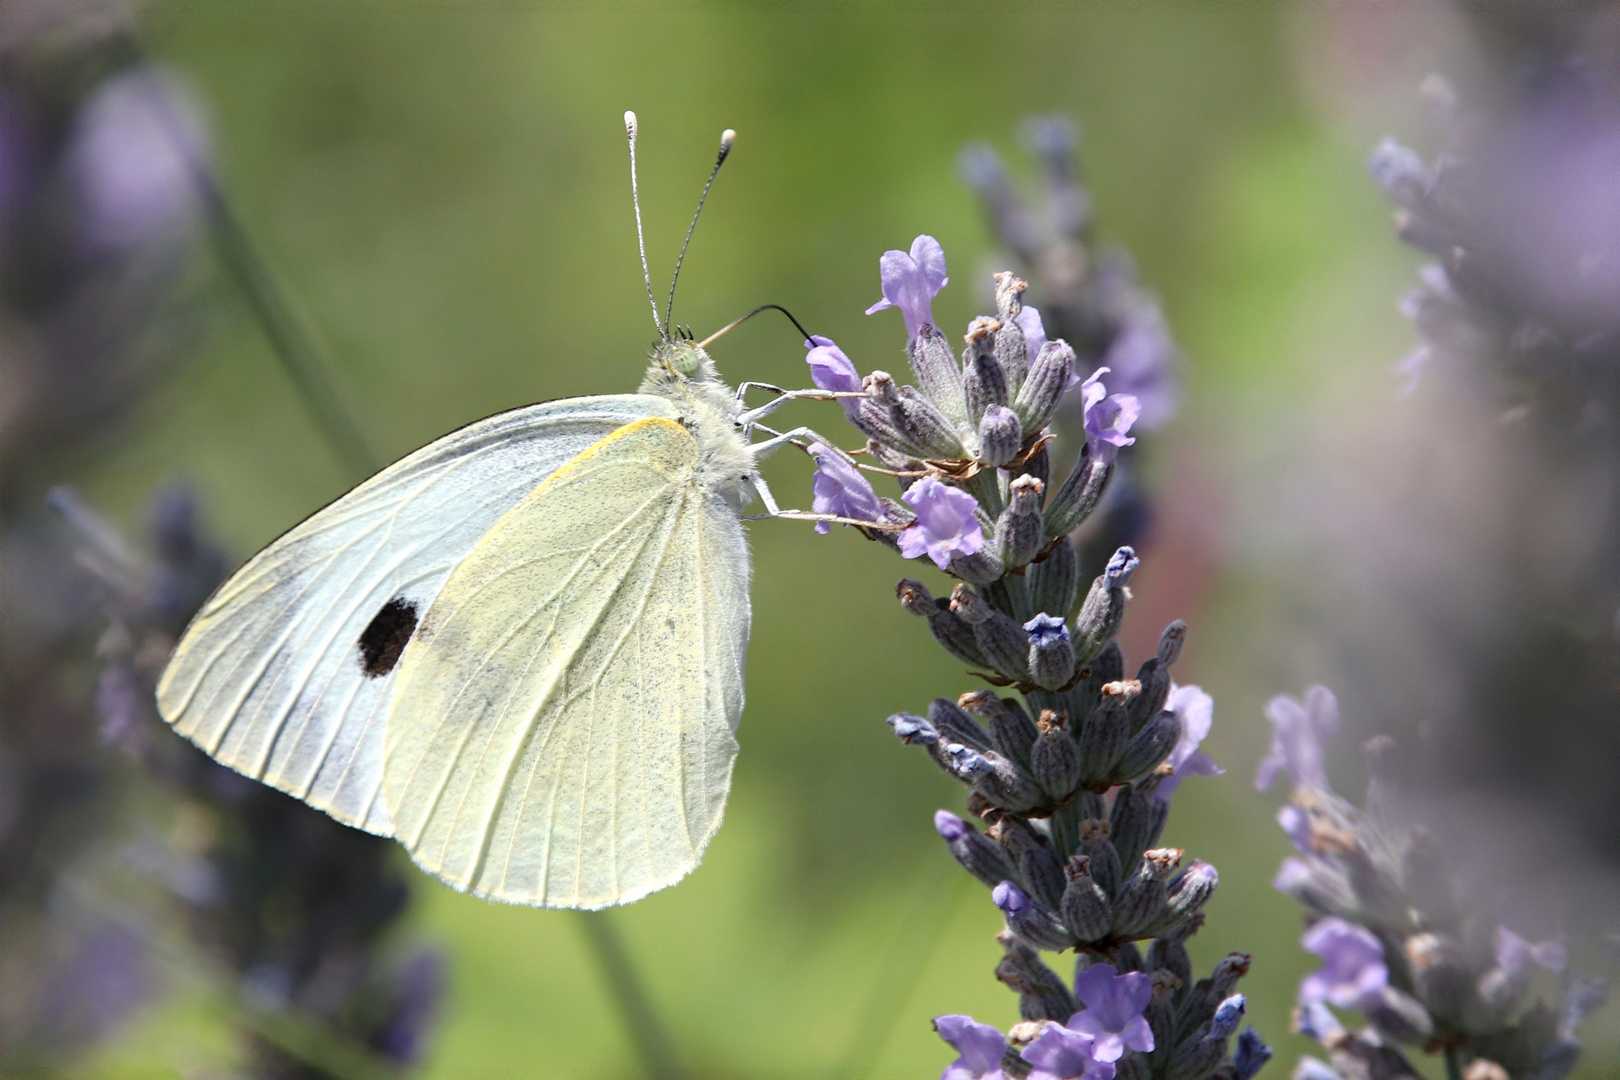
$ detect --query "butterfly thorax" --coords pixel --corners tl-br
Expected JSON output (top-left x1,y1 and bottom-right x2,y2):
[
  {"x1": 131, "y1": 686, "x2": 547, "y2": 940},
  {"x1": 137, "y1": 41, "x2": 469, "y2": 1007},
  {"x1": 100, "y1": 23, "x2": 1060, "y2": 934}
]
[{"x1": 640, "y1": 342, "x2": 756, "y2": 512}]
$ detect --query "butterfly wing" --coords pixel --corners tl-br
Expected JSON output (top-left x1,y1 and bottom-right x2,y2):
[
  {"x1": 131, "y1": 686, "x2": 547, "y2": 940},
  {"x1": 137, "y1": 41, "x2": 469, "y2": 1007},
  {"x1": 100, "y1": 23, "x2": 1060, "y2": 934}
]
[
  {"x1": 382, "y1": 416, "x2": 750, "y2": 909},
  {"x1": 156, "y1": 394, "x2": 678, "y2": 835}
]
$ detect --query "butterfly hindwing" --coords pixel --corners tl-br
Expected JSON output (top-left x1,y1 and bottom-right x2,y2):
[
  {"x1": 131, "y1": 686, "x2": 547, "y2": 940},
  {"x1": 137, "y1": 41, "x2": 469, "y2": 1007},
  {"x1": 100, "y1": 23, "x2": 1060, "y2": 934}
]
[
  {"x1": 155, "y1": 395, "x2": 678, "y2": 835},
  {"x1": 383, "y1": 417, "x2": 751, "y2": 908}
]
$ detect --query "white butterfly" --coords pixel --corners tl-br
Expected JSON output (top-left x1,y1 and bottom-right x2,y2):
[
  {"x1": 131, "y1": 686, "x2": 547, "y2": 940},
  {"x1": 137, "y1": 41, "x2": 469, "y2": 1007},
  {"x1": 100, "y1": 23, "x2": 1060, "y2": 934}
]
[{"x1": 156, "y1": 113, "x2": 873, "y2": 909}]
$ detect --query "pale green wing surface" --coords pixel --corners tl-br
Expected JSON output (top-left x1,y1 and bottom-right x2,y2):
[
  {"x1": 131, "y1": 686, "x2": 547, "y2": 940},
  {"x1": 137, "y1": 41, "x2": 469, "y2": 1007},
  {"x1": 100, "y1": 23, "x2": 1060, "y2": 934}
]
[
  {"x1": 383, "y1": 417, "x2": 750, "y2": 909},
  {"x1": 156, "y1": 395, "x2": 677, "y2": 836}
]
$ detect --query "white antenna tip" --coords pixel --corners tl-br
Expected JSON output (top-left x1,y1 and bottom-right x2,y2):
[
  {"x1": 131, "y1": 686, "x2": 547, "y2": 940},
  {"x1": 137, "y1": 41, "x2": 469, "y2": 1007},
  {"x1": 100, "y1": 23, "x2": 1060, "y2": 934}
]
[
  {"x1": 718, "y1": 128, "x2": 736, "y2": 162},
  {"x1": 625, "y1": 111, "x2": 638, "y2": 139}
]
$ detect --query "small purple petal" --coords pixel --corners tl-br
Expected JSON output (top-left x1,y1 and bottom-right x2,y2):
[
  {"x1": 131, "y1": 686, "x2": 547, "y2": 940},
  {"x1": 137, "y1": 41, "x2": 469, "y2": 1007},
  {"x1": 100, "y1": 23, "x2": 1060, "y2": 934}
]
[
  {"x1": 1023, "y1": 1023, "x2": 1116, "y2": 1080},
  {"x1": 868, "y1": 234, "x2": 950, "y2": 341},
  {"x1": 805, "y1": 336, "x2": 863, "y2": 419},
  {"x1": 934, "y1": 809, "x2": 970, "y2": 842},
  {"x1": 808, "y1": 443, "x2": 883, "y2": 534},
  {"x1": 935, "y1": 1014, "x2": 1009, "y2": 1080},
  {"x1": 1155, "y1": 683, "x2": 1223, "y2": 798},
  {"x1": 1023, "y1": 613, "x2": 1069, "y2": 647},
  {"x1": 1495, "y1": 925, "x2": 1567, "y2": 976},
  {"x1": 1255, "y1": 685, "x2": 1339, "y2": 794},
  {"x1": 899, "y1": 477, "x2": 985, "y2": 570},
  {"x1": 1070, "y1": 964, "x2": 1155, "y2": 1062},
  {"x1": 1078, "y1": 367, "x2": 1140, "y2": 458},
  {"x1": 1276, "y1": 805, "x2": 1313, "y2": 855},
  {"x1": 1299, "y1": 917, "x2": 1388, "y2": 1011},
  {"x1": 1016, "y1": 306, "x2": 1047, "y2": 364}
]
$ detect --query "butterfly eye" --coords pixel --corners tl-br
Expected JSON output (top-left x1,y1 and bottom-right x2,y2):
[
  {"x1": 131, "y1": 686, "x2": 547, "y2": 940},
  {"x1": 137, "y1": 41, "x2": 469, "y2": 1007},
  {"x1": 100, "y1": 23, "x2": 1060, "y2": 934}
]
[{"x1": 665, "y1": 341, "x2": 704, "y2": 377}]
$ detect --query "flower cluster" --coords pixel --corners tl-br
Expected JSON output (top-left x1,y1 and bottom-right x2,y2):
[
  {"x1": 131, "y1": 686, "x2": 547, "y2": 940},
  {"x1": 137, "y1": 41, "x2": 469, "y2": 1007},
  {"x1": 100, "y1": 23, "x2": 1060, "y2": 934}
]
[
  {"x1": 801, "y1": 234, "x2": 1267, "y2": 1080},
  {"x1": 1258, "y1": 686, "x2": 1608, "y2": 1080}
]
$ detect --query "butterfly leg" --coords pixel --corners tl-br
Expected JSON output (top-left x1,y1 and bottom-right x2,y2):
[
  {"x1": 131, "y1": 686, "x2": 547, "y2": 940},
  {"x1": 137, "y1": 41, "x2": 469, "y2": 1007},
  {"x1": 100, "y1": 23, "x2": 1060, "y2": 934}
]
[
  {"x1": 742, "y1": 475, "x2": 904, "y2": 529},
  {"x1": 736, "y1": 389, "x2": 866, "y2": 429}
]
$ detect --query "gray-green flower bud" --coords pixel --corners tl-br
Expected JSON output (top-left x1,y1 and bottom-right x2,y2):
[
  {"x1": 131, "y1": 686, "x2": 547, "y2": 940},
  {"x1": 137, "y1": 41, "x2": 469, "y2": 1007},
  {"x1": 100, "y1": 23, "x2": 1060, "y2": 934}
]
[
  {"x1": 1060, "y1": 854, "x2": 1113, "y2": 942},
  {"x1": 1080, "y1": 679, "x2": 1137, "y2": 787},
  {"x1": 1030, "y1": 709, "x2": 1081, "y2": 797},
  {"x1": 1014, "y1": 339, "x2": 1077, "y2": 434},
  {"x1": 1114, "y1": 709, "x2": 1182, "y2": 785},
  {"x1": 951, "y1": 585, "x2": 1030, "y2": 680},
  {"x1": 1030, "y1": 534, "x2": 1079, "y2": 618},
  {"x1": 996, "y1": 475, "x2": 1046, "y2": 568},
  {"x1": 1112, "y1": 847, "x2": 1183, "y2": 937},
  {"x1": 896, "y1": 579, "x2": 990, "y2": 669},
  {"x1": 1045, "y1": 441, "x2": 1113, "y2": 538},
  {"x1": 960, "y1": 690, "x2": 1040, "y2": 772},
  {"x1": 908, "y1": 324, "x2": 968, "y2": 427},
  {"x1": 962, "y1": 317, "x2": 1008, "y2": 424},
  {"x1": 978, "y1": 404, "x2": 1024, "y2": 468}
]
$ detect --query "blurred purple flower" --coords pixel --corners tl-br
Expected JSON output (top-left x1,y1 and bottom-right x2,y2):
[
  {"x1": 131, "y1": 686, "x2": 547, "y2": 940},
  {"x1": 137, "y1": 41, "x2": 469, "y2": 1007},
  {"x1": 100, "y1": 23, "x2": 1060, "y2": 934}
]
[
  {"x1": 1069, "y1": 963, "x2": 1155, "y2": 1062},
  {"x1": 808, "y1": 442, "x2": 883, "y2": 534},
  {"x1": 1255, "y1": 685, "x2": 1339, "y2": 794},
  {"x1": 68, "y1": 66, "x2": 206, "y2": 251},
  {"x1": 899, "y1": 476, "x2": 984, "y2": 569},
  {"x1": 1495, "y1": 925, "x2": 1567, "y2": 976},
  {"x1": 1276, "y1": 805, "x2": 1314, "y2": 855},
  {"x1": 1016, "y1": 305, "x2": 1047, "y2": 363},
  {"x1": 805, "y1": 336, "x2": 863, "y2": 419},
  {"x1": 934, "y1": 1014, "x2": 1008, "y2": 1080},
  {"x1": 95, "y1": 661, "x2": 146, "y2": 753},
  {"x1": 1022, "y1": 1022, "x2": 1117, "y2": 1080},
  {"x1": 1299, "y1": 917, "x2": 1388, "y2": 1010},
  {"x1": 1076, "y1": 367, "x2": 1139, "y2": 464},
  {"x1": 867, "y1": 234, "x2": 949, "y2": 341},
  {"x1": 1098, "y1": 300, "x2": 1178, "y2": 430},
  {"x1": 375, "y1": 949, "x2": 444, "y2": 1066},
  {"x1": 1156, "y1": 682, "x2": 1222, "y2": 799},
  {"x1": 37, "y1": 924, "x2": 154, "y2": 1051}
]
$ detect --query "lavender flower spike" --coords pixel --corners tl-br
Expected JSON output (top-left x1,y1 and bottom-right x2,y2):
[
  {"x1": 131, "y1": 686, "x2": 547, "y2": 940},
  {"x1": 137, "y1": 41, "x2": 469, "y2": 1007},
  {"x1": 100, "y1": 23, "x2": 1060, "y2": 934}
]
[
  {"x1": 934, "y1": 1014, "x2": 1009, "y2": 1080},
  {"x1": 807, "y1": 443, "x2": 883, "y2": 534},
  {"x1": 1069, "y1": 963, "x2": 1155, "y2": 1062},
  {"x1": 1156, "y1": 682, "x2": 1223, "y2": 799},
  {"x1": 1255, "y1": 684, "x2": 1339, "y2": 794},
  {"x1": 900, "y1": 476, "x2": 985, "y2": 569},
  {"x1": 1298, "y1": 917, "x2": 1388, "y2": 1011},
  {"x1": 867, "y1": 234, "x2": 949, "y2": 341},
  {"x1": 1077, "y1": 367, "x2": 1140, "y2": 464},
  {"x1": 804, "y1": 336, "x2": 863, "y2": 420},
  {"x1": 1022, "y1": 1023, "x2": 1117, "y2": 1080}
]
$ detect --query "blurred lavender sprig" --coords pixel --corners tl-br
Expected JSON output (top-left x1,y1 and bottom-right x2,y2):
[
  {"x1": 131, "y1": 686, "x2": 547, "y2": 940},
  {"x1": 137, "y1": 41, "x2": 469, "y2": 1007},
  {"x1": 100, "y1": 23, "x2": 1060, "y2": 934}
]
[
  {"x1": 797, "y1": 227, "x2": 1264, "y2": 1079},
  {"x1": 1257, "y1": 686, "x2": 1607, "y2": 1080}
]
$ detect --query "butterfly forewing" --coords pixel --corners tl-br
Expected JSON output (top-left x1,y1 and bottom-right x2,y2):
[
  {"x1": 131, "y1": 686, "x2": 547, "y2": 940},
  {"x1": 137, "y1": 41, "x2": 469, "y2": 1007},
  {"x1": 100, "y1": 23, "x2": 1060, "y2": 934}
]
[
  {"x1": 383, "y1": 417, "x2": 750, "y2": 908},
  {"x1": 156, "y1": 395, "x2": 678, "y2": 835}
]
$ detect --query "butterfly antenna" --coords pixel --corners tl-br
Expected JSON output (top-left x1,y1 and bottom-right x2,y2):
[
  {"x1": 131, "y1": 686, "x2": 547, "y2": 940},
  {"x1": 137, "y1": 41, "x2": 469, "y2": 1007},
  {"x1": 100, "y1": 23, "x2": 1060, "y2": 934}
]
[
  {"x1": 624, "y1": 111, "x2": 664, "y2": 339},
  {"x1": 665, "y1": 127, "x2": 735, "y2": 334},
  {"x1": 695, "y1": 303, "x2": 815, "y2": 350}
]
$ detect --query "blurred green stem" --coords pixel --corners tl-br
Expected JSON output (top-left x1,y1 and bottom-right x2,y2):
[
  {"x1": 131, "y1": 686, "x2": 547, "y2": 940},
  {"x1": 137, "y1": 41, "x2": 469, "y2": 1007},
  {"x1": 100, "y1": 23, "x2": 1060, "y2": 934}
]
[{"x1": 576, "y1": 910, "x2": 686, "y2": 1080}]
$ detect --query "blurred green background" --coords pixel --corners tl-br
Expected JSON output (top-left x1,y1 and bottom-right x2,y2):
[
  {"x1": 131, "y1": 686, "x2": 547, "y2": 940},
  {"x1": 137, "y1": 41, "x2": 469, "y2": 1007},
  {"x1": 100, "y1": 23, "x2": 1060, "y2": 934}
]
[{"x1": 54, "y1": 4, "x2": 1609, "y2": 1078}]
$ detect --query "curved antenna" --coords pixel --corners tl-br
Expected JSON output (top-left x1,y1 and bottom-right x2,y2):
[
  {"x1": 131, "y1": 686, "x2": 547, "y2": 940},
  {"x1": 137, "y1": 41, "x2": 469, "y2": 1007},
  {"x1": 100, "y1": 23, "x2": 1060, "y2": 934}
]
[
  {"x1": 624, "y1": 111, "x2": 664, "y2": 338},
  {"x1": 665, "y1": 127, "x2": 735, "y2": 334},
  {"x1": 696, "y1": 303, "x2": 815, "y2": 350}
]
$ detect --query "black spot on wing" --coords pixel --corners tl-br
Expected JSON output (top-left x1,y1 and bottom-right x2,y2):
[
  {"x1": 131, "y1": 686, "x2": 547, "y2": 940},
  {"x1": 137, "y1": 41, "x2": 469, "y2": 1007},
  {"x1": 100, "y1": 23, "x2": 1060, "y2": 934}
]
[{"x1": 357, "y1": 598, "x2": 419, "y2": 678}]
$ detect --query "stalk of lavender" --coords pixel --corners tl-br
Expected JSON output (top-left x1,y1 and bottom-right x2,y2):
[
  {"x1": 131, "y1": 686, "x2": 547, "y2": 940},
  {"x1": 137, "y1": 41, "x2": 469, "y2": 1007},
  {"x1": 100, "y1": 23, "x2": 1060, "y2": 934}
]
[
  {"x1": 798, "y1": 235, "x2": 1268, "y2": 1080},
  {"x1": 1256, "y1": 686, "x2": 1608, "y2": 1080}
]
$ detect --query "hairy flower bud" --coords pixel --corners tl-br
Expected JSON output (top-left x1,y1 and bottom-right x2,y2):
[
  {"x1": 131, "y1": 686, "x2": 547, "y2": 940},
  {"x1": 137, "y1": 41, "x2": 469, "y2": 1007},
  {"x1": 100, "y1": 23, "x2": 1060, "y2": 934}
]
[
  {"x1": 1015, "y1": 339, "x2": 1077, "y2": 434},
  {"x1": 1080, "y1": 680, "x2": 1137, "y2": 786},
  {"x1": 1130, "y1": 657, "x2": 1171, "y2": 730},
  {"x1": 1079, "y1": 818, "x2": 1122, "y2": 897},
  {"x1": 996, "y1": 931, "x2": 1078, "y2": 1023},
  {"x1": 968, "y1": 749, "x2": 1044, "y2": 812},
  {"x1": 897, "y1": 579, "x2": 991, "y2": 668},
  {"x1": 1072, "y1": 547, "x2": 1138, "y2": 661},
  {"x1": 1060, "y1": 854, "x2": 1113, "y2": 941},
  {"x1": 960, "y1": 690, "x2": 1040, "y2": 772},
  {"x1": 1145, "y1": 860, "x2": 1218, "y2": 938},
  {"x1": 996, "y1": 475, "x2": 1045, "y2": 567},
  {"x1": 1112, "y1": 848, "x2": 1183, "y2": 937},
  {"x1": 993, "y1": 880, "x2": 1074, "y2": 951},
  {"x1": 1030, "y1": 709, "x2": 1081, "y2": 797},
  {"x1": 935, "y1": 810, "x2": 1019, "y2": 889},
  {"x1": 892, "y1": 385, "x2": 965, "y2": 458},
  {"x1": 1025, "y1": 614, "x2": 1076, "y2": 691},
  {"x1": 952, "y1": 585, "x2": 1030, "y2": 680},
  {"x1": 963, "y1": 317, "x2": 1008, "y2": 423},
  {"x1": 928, "y1": 696, "x2": 990, "y2": 752},
  {"x1": 908, "y1": 324, "x2": 968, "y2": 427},
  {"x1": 977, "y1": 404, "x2": 1023, "y2": 468},
  {"x1": 1029, "y1": 534, "x2": 1079, "y2": 618},
  {"x1": 1157, "y1": 620, "x2": 1187, "y2": 667},
  {"x1": 1110, "y1": 786, "x2": 1170, "y2": 864},
  {"x1": 855, "y1": 372, "x2": 927, "y2": 456},
  {"x1": 1114, "y1": 709, "x2": 1182, "y2": 784}
]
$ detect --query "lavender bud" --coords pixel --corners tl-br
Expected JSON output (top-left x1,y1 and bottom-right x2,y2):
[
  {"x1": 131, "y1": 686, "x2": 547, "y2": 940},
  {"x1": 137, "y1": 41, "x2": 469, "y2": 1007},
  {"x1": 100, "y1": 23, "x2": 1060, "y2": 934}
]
[
  {"x1": 908, "y1": 324, "x2": 969, "y2": 427},
  {"x1": 1112, "y1": 848, "x2": 1183, "y2": 937},
  {"x1": 993, "y1": 290, "x2": 1031, "y2": 394},
  {"x1": 978, "y1": 404, "x2": 1024, "y2": 468},
  {"x1": 970, "y1": 750, "x2": 1045, "y2": 812},
  {"x1": 1405, "y1": 933, "x2": 1469, "y2": 1024},
  {"x1": 898, "y1": 579, "x2": 991, "y2": 668},
  {"x1": 962, "y1": 317, "x2": 1008, "y2": 423},
  {"x1": 856, "y1": 373, "x2": 927, "y2": 456},
  {"x1": 1079, "y1": 680, "x2": 1137, "y2": 786},
  {"x1": 1209, "y1": 995, "x2": 1247, "y2": 1041},
  {"x1": 1072, "y1": 548, "x2": 1138, "y2": 661},
  {"x1": 1060, "y1": 855, "x2": 1113, "y2": 941},
  {"x1": 1166, "y1": 1018, "x2": 1237, "y2": 1080},
  {"x1": 952, "y1": 585, "x2": 1031, "y2": 680},
  {"x1": 1146, "y1": 970, "x2": 1182, "y2": 1066},
  {"x1": 1092, "y1": 640, "x2": 1125, "y2": 685},
  {"x1": 994, "y1": 270, "x2": 1027, "y2": 320},
  {"x1": 1030, "y1": 710, "x2": 1081, "y2": 797},
  {"x1": 1178, "y1": 953, "x2": 1251, "y2": 1034},
  {"x1": 1368, "y1": 137, "x2": 1430, "y2": 211},
  {"x1": 1014, "y1": 339, "x2": 1076, "y2": 434},
  {"x1": 928, "y1": 696, "x2": 990, "y2": 752},
  {"x1": 1231, "y1": 1028, "x2": 1272, "y2": 1080},
  {"x1": 996, "y1": 475, "x2": 1045, "y2": 567},
  {"x1": 996, "y1": 932, "x2": 1078, "y2": 1022},
  {"x1": 1016, "y1": 440, "x2": 1051, "y2": 489},
  {"x1": 1079, "y1": 819, "x2": 1122, "y2": 897},
  {"x1": 1129, "y1": 657, "x2": 1171, "y2": 730},
  {"x1": 887, "y1": 712, "x2": 939, "y2": 746},
  {"x1": 993, "y1": 880, "x2": 1074, "y2": 951},
  {"x1": 893, "y1": 385, "x2": 966, "y2": 458},
  {"x1": 949, "y1": 547, "x2": 1007, "y2": 587},
  {"x1": 1157, "y1": 620, "x2": 1187, "y2": 666},
  {"x1": 1362, "y1": 984, "x2": 1435, "y2": 1044},
  {"x1": 1014, "y1": 835, "x2": 1069, "y2": 912},
  {"x1": 1029, "y1": 534, "x2": 1079, "y2": 618},
  {"x1": 960, "y1": 690, "x2": 1040, "y2": 772},
  {"x1": 934, "y1": 809, "x2": 1019, "y2": 889},
  {"x1": 1149, "y1": 923, "x2": 1198, "y2": 991},
  {"x1": 1145, "y1": 860, "x2": 1218, "y2": 937},
  {"x1": 1045, "y1": 443, "x2": 1114, "y2": 540},
  {"x1": 1025, "y1": 614, "x2": 1076, "y2": 691},
  {"x1": 1110, "y1": 786, "x2": 1170, "y2": 864},
  {"x1": 1114, "y1": 709, "x2": 1181, "y2": 784}
]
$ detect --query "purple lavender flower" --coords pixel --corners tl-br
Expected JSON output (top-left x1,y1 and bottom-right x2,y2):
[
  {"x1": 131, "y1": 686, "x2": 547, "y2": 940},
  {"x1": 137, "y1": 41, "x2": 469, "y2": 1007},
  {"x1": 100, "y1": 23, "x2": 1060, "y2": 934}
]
[
  {"x1": 1098, "y1": 300, "x2": 1178, "y2": 431},
  {"x1": 1024, "y1": 612, "x2": 1069, "y2": 647},
  {"x1": 934, "y1": 1014, "x2": 1009, "y2": 1080},
  {"x1": 1255, "y1": 684, "x2": 1339, "y2": 794},
  {"x1": 899, "y1": 476, "x2": 985, "y2": 569},
  {"x1": 1076, "y1": 368, "x2": 1140, "y2": 464},
  {"x1": 1068, "y1": 963, "x2": 1155, "y2": 1062},
  {"x1": 1017, "y1": 306, "x2": 1047, "y2": 363},
  {"x1": 1156, "y1": 683, "x2": 1223, "y2": 798},
  {"x1": 804, "y1": 336, "x2": 863, "y2": 419},
  {"x1": 867, "y1": 234, "x2": 949, "y2": 341},
  {"x1": 68, "y1": 67, "x2": 205, "y2": 250},
  {"x1": 1298, "y1": 917, "x2": 1388, "y2": 1010},
  {"x1": 808, "y1": 443, "x2": 883, "y2": 534},
  {"x1": 935, "y1": 809, "x2": 971, "y2": 841},
  {"x1": 1275, "y1": 806, "x2": 1314, "y2": 855},
  {"x1": 1022, "y1": 1022, "x2": 1117, "y2": 1080},
  {"x1": 1495, "y1": 925, "x2": 1567, "y2": 976}
]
